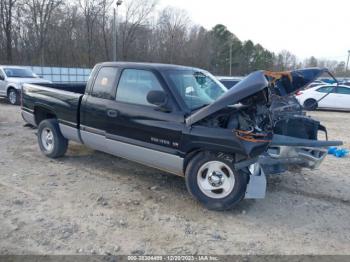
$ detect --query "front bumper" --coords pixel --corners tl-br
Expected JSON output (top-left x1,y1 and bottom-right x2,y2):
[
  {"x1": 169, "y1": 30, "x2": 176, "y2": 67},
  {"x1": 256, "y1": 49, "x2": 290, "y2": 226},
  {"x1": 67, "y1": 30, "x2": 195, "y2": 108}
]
[
  {"x1": 259, "y1": 146, "x2": 328, "y2": 175},
  {"x1": 243, "y1": 134, "x2": 343, "y2": 199},
  {"x1": 245, "y1": 146, "x2": 330, "y2": 199},
  {"x1": 259, "y1": 134, "x2": 343, "y2": 175}
]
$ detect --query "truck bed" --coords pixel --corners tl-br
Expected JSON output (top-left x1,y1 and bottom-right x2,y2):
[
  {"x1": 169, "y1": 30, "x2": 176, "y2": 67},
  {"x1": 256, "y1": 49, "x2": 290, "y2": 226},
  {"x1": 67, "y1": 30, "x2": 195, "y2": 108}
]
[
  {"x1": 35, "y1": 83, "x2": 87, "y2": 94},
  {"x1": 21, "y1": 83, "x2": 86, "y2": 128}
]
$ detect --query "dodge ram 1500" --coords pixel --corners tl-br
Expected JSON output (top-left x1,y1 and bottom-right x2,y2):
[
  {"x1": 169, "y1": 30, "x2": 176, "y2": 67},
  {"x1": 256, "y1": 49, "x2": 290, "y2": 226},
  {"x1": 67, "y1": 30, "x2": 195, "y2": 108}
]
[{"x1": 21, "y1": 62, "x2": 342, "y2": 210}]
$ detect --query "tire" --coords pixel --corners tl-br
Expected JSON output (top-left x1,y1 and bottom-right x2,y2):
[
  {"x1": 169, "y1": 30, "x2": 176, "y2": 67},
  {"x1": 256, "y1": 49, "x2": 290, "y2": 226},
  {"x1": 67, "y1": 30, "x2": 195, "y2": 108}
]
[
  {"x1": 37, "y1": 119, "x2": 68, "y2": 158},
  {"x1": 303, "y1": 98, "x2": 318, "y2": 111},
  {"x1": 185, "y1": 152, "x2": 248, "y2": 211},
  {"x1": 7, "y1": 88, "x2": 20, "y2": 105}
]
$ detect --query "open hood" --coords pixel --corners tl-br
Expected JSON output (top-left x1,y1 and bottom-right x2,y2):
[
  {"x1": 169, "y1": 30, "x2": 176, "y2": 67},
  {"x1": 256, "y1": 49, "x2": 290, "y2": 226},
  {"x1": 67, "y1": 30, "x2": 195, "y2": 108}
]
[
  {"x1": 268, "y1": 68, "x2": 331, "y2": 96},
  {"x1": 186, "y1": 68, "x2": 331, "y2": 126}
]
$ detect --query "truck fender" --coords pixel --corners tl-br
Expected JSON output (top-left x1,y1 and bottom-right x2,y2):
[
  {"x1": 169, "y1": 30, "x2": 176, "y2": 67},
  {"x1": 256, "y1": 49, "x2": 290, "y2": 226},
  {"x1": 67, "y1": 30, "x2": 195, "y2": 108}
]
[{"x1": 33, "y1": 103, "x2": 57, "y2": 125}]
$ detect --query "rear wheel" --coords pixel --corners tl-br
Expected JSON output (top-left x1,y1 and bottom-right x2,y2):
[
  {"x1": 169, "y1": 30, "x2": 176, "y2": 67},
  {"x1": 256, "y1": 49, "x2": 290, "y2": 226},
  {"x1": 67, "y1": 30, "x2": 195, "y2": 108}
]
[
  {"x1": 7, "y1": 88, "x2": 20, "y2": 105},
  {"x1": 37, "y1": 119, "x2": 68, "y2": 158},
  {"x1": 185, "y1": 152, "x2": 248, "y2": 211},
  {"x1": 303, "y1": 98, "x2": 318, "y2": 111}
]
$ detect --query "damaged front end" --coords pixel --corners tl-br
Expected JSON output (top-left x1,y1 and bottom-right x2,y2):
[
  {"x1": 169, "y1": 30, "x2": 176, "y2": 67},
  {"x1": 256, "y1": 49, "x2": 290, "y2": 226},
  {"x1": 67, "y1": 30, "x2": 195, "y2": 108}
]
[
  {"x1": 262, "y1": 95, "x2": 331, "y2": 175},
  {"x1": 186, "y1": 68, "x2": 343, "y2": 199},
  {"x1": 261, "y1": 69, "x2": 342, "y2": 175}
]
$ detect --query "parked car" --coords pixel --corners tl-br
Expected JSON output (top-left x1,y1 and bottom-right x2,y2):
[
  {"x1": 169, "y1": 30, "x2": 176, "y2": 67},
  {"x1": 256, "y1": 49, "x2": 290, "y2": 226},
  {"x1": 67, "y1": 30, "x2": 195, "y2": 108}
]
[
  {"x1": 0, "y1": 66, "x2": 51, "y2": 105},
  {"x1": 340, "y1": 82, "x2": 350, "y2": 86},
  {"x1": 296, "y1": 84, "x2": 350, "y2": 111},
  {"x1": 21, "y1": 63, "x2": 342, "y2": 210},
  {"x1": 307, "y1": 82, "x2": 326, "y2": 89},
  {"x1": 216, "y1": 76, "x2": 242, "y2": 89}
]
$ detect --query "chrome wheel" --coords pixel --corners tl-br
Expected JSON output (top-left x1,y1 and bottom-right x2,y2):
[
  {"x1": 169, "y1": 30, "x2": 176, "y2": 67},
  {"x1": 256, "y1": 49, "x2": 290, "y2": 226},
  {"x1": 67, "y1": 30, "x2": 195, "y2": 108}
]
[
  {"x1": 8, "y1": 90, "x2": 17, "y2": 104},
  {"x1": 197, "y1": 161, "x2": 235, "y2": 199},
  {"x1": 41, "y1": 127, "x2": 54, "y2": 153}
]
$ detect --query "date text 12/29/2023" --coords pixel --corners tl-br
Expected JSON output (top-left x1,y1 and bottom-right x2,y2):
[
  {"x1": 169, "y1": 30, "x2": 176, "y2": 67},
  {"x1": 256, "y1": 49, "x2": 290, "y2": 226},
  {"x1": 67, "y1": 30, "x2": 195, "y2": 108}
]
[{"x1": 127, "y1": 256, "x2": 219, "y2": 261}]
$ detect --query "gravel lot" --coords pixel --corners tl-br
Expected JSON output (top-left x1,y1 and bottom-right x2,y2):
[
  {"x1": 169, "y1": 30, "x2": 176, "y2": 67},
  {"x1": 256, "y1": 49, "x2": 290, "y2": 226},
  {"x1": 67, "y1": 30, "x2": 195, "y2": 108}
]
[{"x1": 0, "y1": 99, "x2": 349, "y2": 255}]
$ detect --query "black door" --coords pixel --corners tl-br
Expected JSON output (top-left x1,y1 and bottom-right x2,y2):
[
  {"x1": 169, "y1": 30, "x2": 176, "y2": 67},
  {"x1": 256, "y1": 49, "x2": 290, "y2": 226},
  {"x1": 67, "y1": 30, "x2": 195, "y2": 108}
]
[
  {"x1": 80, "y1": 66, "x2": 120, "y2": 149},
  {"x1": 104, "y1": 68, "x2": 185, "y2": 174}
]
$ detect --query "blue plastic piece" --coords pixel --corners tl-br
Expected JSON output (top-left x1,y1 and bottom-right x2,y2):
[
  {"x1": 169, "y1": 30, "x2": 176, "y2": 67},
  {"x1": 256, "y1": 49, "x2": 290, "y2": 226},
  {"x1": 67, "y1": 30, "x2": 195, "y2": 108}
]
[
  {"x1": 335, "y1": 149, "x2": 349, "y2": 158},
  {"x1": 328, "y1": 147, "x2": 338, "y2": 155},
  {"x1": 328, "y1": 147, "x2": 349, "y2": 158}
]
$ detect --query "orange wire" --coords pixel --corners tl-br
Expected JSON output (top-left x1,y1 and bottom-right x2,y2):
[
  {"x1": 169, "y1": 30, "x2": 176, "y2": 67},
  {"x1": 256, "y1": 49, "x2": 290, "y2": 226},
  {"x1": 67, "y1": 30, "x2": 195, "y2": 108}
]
[{"x1": 234, "y1": 130, "x2": 272, "y2": 143}]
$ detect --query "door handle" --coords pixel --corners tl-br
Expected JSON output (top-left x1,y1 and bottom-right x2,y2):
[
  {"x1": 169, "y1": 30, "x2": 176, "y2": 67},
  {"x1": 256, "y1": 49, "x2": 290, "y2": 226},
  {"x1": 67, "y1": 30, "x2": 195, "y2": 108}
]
[{"x1": 107, "y1": 109, "x2": 118, "y2": 118}]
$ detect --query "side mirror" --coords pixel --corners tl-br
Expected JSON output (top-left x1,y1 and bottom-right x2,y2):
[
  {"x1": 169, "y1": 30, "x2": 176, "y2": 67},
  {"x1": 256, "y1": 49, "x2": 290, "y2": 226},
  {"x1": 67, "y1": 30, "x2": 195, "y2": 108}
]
[
  {"x1": 0, "y1": 75, "x2": 4, "y2": 81},
  {"x1": 147, "y1": 90, "x2": 170, "y2": 111}
]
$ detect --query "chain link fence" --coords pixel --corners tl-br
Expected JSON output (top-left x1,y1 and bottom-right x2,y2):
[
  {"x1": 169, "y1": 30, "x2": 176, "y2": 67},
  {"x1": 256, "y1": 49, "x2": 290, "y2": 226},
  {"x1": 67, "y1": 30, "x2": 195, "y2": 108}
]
[{"x1": 25, "y1": 66, "x2": 92, "y2": 83}]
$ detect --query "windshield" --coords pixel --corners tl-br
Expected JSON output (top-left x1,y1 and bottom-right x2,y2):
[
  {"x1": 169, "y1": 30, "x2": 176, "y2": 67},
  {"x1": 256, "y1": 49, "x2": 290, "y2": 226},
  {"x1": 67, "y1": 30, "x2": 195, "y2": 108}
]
[
  {"x1": 4, "y1": 68, "x2": 37, "y2": 78},
  {"x1": 164, "y1": 70, "x2": 227, "y2": 110}
]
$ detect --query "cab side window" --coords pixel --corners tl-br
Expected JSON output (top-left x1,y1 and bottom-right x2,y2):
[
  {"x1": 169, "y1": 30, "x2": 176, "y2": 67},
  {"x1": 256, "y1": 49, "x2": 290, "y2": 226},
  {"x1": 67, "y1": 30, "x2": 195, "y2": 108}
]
[
  {"x1": 336, "y1": 87, "x2": 350, "y2": 95},
  {"x1": 91, "y1": 67, "x2": 118, "y2": 99},
  {"x1": 116, "y1": 69, "x2": 163, "y2": 106},
  {"x1": 317, "y1": 86, "x2": 335, "y2": 93}
]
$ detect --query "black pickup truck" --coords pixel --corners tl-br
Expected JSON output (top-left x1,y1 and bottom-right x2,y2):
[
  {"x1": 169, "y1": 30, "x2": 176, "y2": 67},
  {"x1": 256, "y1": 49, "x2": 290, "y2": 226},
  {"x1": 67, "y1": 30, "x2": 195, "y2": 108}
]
[{"x1": 21, "y1": 62, "x2": 342, "y2": 210}]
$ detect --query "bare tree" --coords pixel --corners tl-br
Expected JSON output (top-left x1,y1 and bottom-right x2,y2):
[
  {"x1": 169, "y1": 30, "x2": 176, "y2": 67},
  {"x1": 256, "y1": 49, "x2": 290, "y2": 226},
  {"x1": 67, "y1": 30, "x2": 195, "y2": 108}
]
[
  {"x1": 79, "y1": 0, "x2": 104, "y2": 66},
  {"x1": 99, "y1": 0, "x2": 113, "y2": 60},
  {"x1": 184, "y1": 26, "x2": 211, "y2": 68},
  {"x1": 275, "y1": 50, "x2": 297, "y2": 71},
  {"x1": 157, "y1": 7, "x2": 190, "y2": 64},
  {"x1": 25, "y1": 0, "x2": 63, "y2": 65},
  {"x1": 120, "y1": 0, "x2": 157, "y2": 60},
  {"x1": 304, "y1": 56, "x2": 318, "y2": 68},
  {"x1": 0, "y1": 0, "x2": 18, "y2": 63},
  {"x1": 1, "y1": 0, "x2": 346, "y2": 77}
]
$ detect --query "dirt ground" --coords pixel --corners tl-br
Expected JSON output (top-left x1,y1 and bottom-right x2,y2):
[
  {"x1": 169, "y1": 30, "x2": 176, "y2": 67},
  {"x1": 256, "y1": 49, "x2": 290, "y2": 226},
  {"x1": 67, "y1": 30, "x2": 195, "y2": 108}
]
[{"x1": 0, "y1": 98, "x2": 349, "y2": 255}]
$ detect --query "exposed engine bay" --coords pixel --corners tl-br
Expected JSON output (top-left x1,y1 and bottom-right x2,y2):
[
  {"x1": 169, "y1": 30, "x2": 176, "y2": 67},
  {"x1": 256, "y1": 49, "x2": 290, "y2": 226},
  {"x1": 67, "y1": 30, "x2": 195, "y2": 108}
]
[
  {"x1": 197, "y1": 89, "x2": 273, "y2": 141},
  {"x1": 197, "y1": 75, "x2": 327, "y2": 141},
  {"x1": 191, "y1": 69, "x2": 342, "y2": 178}
]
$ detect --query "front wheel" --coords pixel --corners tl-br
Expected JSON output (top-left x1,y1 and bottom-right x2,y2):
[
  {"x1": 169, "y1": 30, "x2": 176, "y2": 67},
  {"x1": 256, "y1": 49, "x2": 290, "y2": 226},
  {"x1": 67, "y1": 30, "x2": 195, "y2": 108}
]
[
  {"x1": 185, "y1": 152, "x2": 248, "y2": 211},
  {"x1": 37, "y1": 119, "x2": 68, "y2": 158},
  {"x1": 303, "y1": 98, "x2": 318, "y2": 111}
]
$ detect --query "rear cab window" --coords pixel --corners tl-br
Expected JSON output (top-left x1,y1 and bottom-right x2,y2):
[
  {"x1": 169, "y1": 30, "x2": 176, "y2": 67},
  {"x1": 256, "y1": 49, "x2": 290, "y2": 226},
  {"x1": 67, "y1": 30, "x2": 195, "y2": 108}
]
[{"x1": 91, "y1": 67, "x2": 119, "y2": 99}]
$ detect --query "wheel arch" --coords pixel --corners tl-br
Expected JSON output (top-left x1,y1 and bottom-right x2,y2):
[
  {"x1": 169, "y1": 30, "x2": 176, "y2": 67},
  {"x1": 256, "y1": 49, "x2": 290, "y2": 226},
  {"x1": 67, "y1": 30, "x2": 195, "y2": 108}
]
[
  {"x1": 183, "y1": 148, "x2": 237, "y2": 175},
  {"x1": 6, "y1": 85, "x2": 20, "y2": 97},
  {"x1": 6, "y1": 85, "x2": 17, "y2": 93},
  {"x1": 34, "y1": 105, "x2": 57, "y2": 126}
]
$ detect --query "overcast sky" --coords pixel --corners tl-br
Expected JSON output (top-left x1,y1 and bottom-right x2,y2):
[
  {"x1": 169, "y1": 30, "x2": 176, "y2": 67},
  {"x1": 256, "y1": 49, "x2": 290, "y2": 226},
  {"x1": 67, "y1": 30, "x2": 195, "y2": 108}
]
[{"x1": 158, "y1": 0, "x2": 350, "y2": 61}]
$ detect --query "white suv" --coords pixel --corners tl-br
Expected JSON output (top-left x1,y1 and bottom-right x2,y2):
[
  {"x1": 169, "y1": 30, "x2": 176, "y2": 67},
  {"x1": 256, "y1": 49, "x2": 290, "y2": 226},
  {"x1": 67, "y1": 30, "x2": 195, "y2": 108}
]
[{"x1": 0, "y1": 66, "x2": 51, "y2": 105}]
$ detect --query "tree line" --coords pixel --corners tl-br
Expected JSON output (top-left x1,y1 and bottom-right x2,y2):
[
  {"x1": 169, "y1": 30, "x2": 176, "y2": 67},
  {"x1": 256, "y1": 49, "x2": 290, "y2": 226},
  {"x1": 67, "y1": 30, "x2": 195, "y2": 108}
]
[{"x1": 0, "y1": 0, "x2": 348, "y2": 76}]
